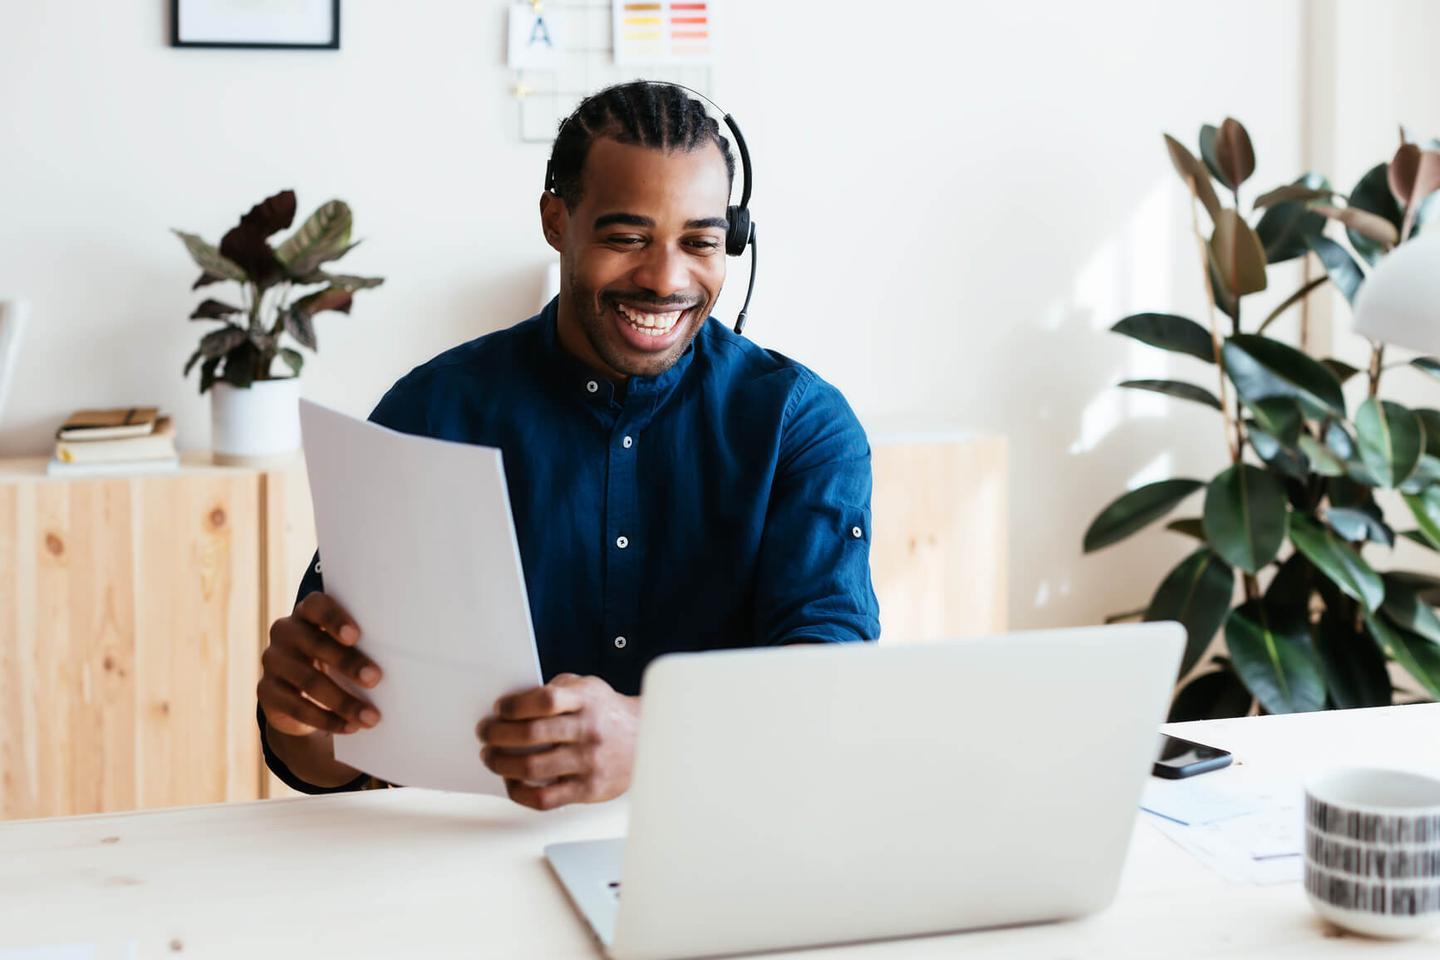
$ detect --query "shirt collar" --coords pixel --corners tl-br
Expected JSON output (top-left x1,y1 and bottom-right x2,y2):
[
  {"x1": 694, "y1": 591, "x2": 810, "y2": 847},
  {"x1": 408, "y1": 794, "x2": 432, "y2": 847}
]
[{"x1": 536, "y1": 295, "x2": 698, "y2": 419}]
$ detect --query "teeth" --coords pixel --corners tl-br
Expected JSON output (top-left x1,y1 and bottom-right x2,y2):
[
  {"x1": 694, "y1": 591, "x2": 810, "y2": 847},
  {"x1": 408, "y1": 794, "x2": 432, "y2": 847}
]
[{"x1": 615, "y1": 302, "x2": 684, "y2": 334}]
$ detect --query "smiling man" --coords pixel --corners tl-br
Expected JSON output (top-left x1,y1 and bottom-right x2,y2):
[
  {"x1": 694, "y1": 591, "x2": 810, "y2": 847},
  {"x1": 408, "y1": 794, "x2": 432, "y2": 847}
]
[{"x1": 257, "y1": 81, "x2": 881, "y2": 810}]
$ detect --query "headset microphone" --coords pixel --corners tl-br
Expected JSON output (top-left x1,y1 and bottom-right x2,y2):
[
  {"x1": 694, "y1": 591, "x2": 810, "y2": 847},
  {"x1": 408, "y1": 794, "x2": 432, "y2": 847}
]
[{"x1": 545, "y1": 82, "x2": 758, "y2": 336}]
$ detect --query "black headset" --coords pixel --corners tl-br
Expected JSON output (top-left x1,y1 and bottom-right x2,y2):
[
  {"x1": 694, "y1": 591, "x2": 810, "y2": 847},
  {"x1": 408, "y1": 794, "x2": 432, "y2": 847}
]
[{"x1": 543, "y1": 81, "x2": 758, "y2": 336}]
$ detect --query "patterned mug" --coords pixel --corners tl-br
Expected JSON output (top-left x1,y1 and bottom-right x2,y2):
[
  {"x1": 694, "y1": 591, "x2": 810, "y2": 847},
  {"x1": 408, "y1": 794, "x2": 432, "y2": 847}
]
[{"x1": 1304, "y1": 768, "x2": 1440, "y2": 939}]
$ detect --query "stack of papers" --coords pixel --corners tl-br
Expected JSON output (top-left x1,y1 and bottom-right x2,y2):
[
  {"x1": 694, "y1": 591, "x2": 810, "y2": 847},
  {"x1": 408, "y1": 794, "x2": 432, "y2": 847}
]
[{"x1": 1140, "y1": 776, "x2": 1303, "y2": 885}]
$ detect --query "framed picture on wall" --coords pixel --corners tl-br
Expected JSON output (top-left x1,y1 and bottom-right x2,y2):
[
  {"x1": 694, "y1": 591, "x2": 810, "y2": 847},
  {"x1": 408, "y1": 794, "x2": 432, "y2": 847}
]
[{"x1": 171, "y1": 0, "x2": 341, "y2": 50}]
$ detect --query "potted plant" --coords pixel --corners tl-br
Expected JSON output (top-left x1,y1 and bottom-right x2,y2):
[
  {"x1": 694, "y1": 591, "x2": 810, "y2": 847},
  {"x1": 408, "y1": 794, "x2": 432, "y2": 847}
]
[
  {"x1": 1084, "y1": 121, "x2": 1440, "y2": 720},
  {"x1": 173, "y1": 189, "x2": 383, "y2": 464}
]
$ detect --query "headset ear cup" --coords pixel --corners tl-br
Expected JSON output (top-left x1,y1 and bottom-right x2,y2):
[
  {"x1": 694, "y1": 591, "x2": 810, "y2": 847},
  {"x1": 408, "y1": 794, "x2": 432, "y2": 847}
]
[{"x1": 726, "y1": 205, "x2": 751, "y2": 257}]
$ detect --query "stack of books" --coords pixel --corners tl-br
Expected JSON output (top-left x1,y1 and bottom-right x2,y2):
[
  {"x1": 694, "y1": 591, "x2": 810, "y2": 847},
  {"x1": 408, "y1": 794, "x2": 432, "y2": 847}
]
[{"x1": 46, "y1": 407, "x2": 180, "y2": 476}]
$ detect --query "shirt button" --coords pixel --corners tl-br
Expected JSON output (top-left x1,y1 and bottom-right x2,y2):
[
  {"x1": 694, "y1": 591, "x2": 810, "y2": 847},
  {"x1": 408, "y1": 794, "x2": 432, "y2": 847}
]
[
  {"x1": 586, "y1": 380, "x2": 599, "y2": 394},
  {"x1": 851, "y1": 526, "x2": 864, "y2": 539},
  {"x1": 314, "y1": 560, "x2": 323, "y2": 574},
  {"x1": 614, "y1": 636, "x2": 628, "y2": 650},
  {"x1": 622, "y1": 435, "x2": 633, "y2": 449},
  {"x1": 616, "y1": 535, "x2": 629, "y2": 549}
]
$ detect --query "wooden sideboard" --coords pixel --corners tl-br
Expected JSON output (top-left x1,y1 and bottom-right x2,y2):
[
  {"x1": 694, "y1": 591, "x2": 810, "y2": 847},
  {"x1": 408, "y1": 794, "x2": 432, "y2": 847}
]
[{"x1": 0, "y1": 437, "x2": 1005, "y2": 821}]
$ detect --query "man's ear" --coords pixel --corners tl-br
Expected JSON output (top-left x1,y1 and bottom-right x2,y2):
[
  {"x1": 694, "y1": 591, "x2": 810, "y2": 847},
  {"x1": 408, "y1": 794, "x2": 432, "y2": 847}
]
[{"x1": 539, "y1": 192, "x2": 568, "y2": 254}]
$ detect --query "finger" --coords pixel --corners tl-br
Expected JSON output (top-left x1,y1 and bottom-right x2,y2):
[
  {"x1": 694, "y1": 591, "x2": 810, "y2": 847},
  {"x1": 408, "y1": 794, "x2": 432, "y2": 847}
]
[
  {"x1": 263, "y1": 647, "x2": 379, "y2": 727},
  {"x1": 275, "y1": 617, "x2": 382, "y2": 688},
  {"x1": 495, "y1": 682, "x2": 586, "y2": 721},
  {"x1": 505, "y1": 776, "x2": 586, "y2": 812},
  {"x1": 482, "y1": 745, "x2": 586, "y2": 781},
  {"x1": 476, "y1": 714, "x2": 585, "y2": 748},
  {"x1": 257, "y1": 676, "x2": 357, "y2": 735},
  {"x1": 294, "y1": 591, "x2": 362, "y2": 646}
]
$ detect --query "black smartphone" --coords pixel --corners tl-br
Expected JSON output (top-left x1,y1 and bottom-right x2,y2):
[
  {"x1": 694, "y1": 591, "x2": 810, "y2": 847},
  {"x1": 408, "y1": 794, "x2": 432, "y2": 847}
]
[{"x1": 1152, "y1": 733, "x2": 1232, "y2": 779}]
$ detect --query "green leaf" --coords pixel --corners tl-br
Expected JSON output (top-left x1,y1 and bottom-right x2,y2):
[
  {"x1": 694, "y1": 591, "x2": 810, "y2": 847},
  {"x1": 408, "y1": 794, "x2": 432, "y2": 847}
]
[
  {"x1": 1111, "y1": 313, "x2": 1215, "y2": 363},
  {"x1": 1168, "y1": 668, "x2": 1254, "y2": 721},
  {"x1": 1316, "y1": 608, "x2": 1392, "y2": 709},
  {"x1": 1253, "y1": 182, "x2": 1338, "y2": 209},
  {"x1": 1389, "y1": 571, "x2": 1440, "y2": 606},
  {"x1": 1347, "y1": 163, "x2": 1405, "y2": 263},
  {"x1": 1415, "y1": 410, "x2": 1440, "y2": 456},
  {"x1": 1298, "y1": 435, "x2": 1347, "y2": 477},
  {"x1": 291, "y1": 286, "x2": 354, "y2": 320},
  {"x1": 172, "y1": 230, "x2": 248, "y2": 282},
  {"x1": 296, "y1": 271, "x2": 385, "y2": 292},
  {"x1": 1208, "y1": 261, "x2": 1240, "y2": 323},
  {"x1": 188, "y1": 299, "x2": 243, "y2": 321},
  {"x1": 1202, "y1": 464, "x2": 1289, "y2": 573},
  {"x1": 1400, "y1": 456, "x2": 1440, "y2": 495},
  {"x1": 1117, "y1": 379, "x2": 1222, "y2": 410},
  {"x1": 1163, "y1": 134, "x2": 1222, "y2": 222},
  {"x1": 1198, "y1": 124, "x2": 1226, "y2": 188},
  {"x1": 1365, "y1": 614, "x2": 1440, "y2": 700},
  {"x1": 279, "y1": 347, "x2": 304, "y2": 377},
  {"x1": 1305, "y1": 235, "x2": 1365, "y2": 305},
  {"x1": 1083, "y1": 479, "x2": 1205, "y2": 553},
  {"x1": 1213, "y1": 118, "x2": 1256, "y2": 189},
  {"x1": 1255, "y1": 174, "x2": 1330, "y2": 263},
  {"x1": 1289, "y1": 514, "x2": 1384, "y2": 612},
  {"x1": 1402, "y1": 486, "x2": 1440, "y2": 549},
  {"x1": 1167, "y1": 517, "x2": 1207, "y2": 540},
  {"x1": 1381, "y1": 575, "x2": 1440, "y2": 645},
  {"x1": 199, "y1": 356, "x2": 220, "y2": 394},
  {"x1": 199, "y1": 325, "x2": 247, "y2": 359},
  {"x1": 1401, "y1": 529, "x2": 1437, "y2": 551},
  {"x1": 1225, "y1": 600, "x2": 1326, "y2": 714},
  {"x1": 1326, "y1": 504, "x2": 1393, "y2": 547},
  {"x1": 1326, "y1": 421, "x2": 1359, "y2": 460},
  {"x1": 1145, "y1": 548, "x2": 1235, "y2": 677},
  {"x1": 1248, "y1": 423, "x2": 1311, "y2": 481},
  {"x1": 183, "y1": 348, "x2": 203, "y2": 377},
  {"x1": 1222, "y1": 334, "x2": 1346, "y2": 419},
  {"x1": 276, "y1": 200, "x2": 354, "y2": 276},
  {"x1": 1355, "y1": 398, "x2": 1423, "y2": 488},
  {"x1": 1210, "y1": 209, "x2": 1269, "y2": 297},
  {"x1": 1321, "y1": 358, "x2": 1361, "y2": 384},
  {"x1": 284, "y1": 307, "x2": 317, "y2": 351},
  {"x1": 1245, "y1": 397, "x2": 1303, "y2": 447},
  {"x1": 1412, "y1": 358, "x2": 1440, "y2": 383}
]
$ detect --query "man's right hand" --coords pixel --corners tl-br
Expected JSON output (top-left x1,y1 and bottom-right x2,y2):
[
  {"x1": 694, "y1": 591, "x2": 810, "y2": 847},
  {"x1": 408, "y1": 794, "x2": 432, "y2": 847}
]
[{"x1": 259, "y1": 592, "x2": 383, "y2": 737}]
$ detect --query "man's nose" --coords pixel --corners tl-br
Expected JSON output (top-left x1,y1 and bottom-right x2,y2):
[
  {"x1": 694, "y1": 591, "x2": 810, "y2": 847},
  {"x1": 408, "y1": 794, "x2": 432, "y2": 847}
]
[{"x1": 630, "y1": 243, "x2": 691, "y2": 300}]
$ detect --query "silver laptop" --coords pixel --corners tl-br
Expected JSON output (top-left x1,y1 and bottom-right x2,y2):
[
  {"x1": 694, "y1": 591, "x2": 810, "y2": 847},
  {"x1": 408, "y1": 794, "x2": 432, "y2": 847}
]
[{"x1": 546, "y1": 623, "x2": 1183, "y2": 960}]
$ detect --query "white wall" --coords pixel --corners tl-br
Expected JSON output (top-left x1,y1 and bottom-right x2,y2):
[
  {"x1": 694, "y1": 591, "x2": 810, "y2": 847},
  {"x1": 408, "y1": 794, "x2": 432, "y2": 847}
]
[{"x1": 0, "y1": 0, "x2": 1322, "y2": 629}]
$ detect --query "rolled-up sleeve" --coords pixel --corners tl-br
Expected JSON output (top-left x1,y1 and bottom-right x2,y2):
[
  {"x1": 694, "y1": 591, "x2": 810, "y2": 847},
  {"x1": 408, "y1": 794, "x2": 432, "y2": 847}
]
[{"x1": 752, "y1": 370, "x2": 882, "y2": 646}]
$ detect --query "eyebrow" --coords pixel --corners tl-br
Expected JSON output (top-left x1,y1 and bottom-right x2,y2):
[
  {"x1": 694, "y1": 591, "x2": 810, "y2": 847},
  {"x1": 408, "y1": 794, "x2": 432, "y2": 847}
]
[{"x1": 593, "y1": 212, "x2": 729, "y2": 231}]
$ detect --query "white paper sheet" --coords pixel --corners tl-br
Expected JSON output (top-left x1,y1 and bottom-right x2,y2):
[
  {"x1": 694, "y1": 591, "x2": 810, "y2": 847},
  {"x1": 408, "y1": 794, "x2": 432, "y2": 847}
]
[
  {"x1": 1143, "y1": 776, "x2": 1304, "y2": 885},
  {"x1": 299, "y1": 400, "x2": 543, "y2": 794}
]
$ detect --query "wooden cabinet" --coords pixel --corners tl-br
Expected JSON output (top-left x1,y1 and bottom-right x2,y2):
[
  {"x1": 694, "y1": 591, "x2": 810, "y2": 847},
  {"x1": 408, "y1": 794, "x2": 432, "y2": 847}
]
[
  {"x1": 0, "y1": 437, "x2": 1004, "y2": 821},
  {"x1": 0, "y1": 456, "x2": 314, "y2": 820}
]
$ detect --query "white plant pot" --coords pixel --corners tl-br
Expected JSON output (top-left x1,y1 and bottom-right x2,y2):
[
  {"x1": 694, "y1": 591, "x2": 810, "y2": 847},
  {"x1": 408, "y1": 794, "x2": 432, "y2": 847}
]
[{"x1": 211, "y1": 377, "x2": 302, "y2": 466}]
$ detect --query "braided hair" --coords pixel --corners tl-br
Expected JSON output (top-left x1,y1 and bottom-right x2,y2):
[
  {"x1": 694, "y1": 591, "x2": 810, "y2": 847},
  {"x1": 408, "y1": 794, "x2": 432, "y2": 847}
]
[{"x1": 548, "y1": 81, "x2": 735, "y2": 210}]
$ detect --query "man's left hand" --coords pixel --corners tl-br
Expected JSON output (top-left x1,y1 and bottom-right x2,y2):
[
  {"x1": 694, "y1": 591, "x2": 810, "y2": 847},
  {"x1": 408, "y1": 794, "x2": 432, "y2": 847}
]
[{"x1": 477, "y1": 673, "x2": 640, "y2": 811}]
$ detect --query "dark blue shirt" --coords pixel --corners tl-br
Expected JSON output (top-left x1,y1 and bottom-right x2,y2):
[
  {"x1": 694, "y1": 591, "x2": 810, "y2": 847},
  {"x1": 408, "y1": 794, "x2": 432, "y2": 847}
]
[{"x1": 261, "y1": 298, "x2": 880, "y2": 791}]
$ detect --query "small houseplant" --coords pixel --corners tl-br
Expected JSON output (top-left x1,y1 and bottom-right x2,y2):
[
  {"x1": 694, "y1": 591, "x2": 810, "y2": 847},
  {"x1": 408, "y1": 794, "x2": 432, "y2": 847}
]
[
  {"x1": 1084, "y1": 121, "x2": 1440, "y2": 720},
  {"x1": 173, "y1": 189, "x2": 382, "y2": 463}
]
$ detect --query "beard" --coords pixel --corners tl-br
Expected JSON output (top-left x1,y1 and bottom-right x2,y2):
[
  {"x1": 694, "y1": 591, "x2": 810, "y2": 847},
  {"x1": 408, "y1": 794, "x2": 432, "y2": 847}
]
[{"x1": 568, "y1": 269, "x2": 709, "y2": 379}]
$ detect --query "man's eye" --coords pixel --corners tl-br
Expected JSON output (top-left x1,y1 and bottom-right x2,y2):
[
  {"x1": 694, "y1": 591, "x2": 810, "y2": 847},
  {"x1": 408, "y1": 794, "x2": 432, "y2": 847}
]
[
  {"x1": 607, "y1": 236, "x2": 643, "y2": 246},
  {"x1": 686, "y1": 240, "x2": 720, "y2": 252}
]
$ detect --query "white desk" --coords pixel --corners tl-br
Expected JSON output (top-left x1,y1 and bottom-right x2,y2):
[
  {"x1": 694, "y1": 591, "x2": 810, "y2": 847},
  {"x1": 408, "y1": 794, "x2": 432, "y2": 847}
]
[{"x1": 2, "y1": 705, "x2": 1437, "y2": 958}]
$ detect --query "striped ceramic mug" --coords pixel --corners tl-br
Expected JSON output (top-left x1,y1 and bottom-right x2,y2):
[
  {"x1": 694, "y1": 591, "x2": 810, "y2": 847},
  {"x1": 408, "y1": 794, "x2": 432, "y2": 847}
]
[{"x1": 1304, "y1": 768, "x2": 1440, "y2": 939}]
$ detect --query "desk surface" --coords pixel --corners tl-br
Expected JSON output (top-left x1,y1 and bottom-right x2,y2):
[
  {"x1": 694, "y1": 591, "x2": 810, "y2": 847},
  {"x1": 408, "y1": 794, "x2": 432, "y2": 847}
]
[{"x1": 2, "y1": 705, "x2": 1437, "y2": 959}]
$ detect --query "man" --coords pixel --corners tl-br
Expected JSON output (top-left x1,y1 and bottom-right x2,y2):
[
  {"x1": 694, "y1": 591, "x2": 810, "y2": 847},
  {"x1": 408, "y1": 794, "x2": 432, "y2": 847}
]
[{"x1": 257, "y1": 81, "x2": 880, "y2": 811}]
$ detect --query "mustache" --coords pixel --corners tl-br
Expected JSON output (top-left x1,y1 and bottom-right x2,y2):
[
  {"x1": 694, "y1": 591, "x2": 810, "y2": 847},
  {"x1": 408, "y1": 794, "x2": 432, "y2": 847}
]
[{"x1": 603, "y1": 292, "x2": 703, "y2": 310}]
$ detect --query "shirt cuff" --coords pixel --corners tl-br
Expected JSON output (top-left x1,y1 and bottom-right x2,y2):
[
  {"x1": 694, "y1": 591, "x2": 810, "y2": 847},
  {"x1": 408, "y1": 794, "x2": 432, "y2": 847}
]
[{"x1": 257, "y1": 702, "x2": 373, "y2": 795}]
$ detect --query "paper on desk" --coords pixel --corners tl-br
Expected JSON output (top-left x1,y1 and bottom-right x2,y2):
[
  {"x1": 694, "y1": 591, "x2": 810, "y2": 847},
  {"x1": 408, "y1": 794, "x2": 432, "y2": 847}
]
[
  {"x1": 1142, "y1": 775, "x2": 1303, "y2": 885},
  {"x1": 299, "y1": 400, "x2": 543, "y2": 795}
]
